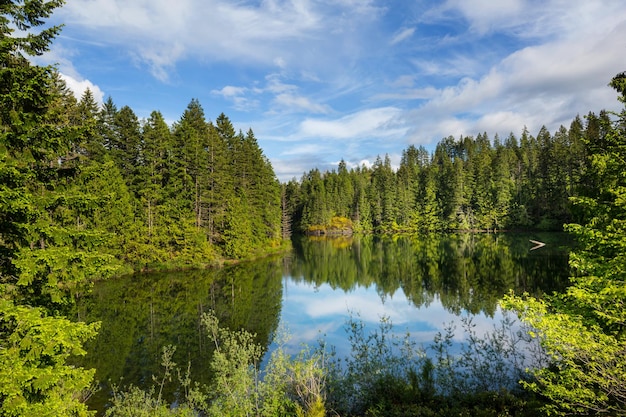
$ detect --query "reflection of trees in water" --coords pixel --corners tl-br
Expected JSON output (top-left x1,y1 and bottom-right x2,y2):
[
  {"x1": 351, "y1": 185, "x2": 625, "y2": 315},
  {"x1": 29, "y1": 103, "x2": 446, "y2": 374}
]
[
  {"x1": 75, "y1": 257, "x2": 283, "y2": 414},
  {"x1": 289, "y1": 233, "x2": 571, "y2": 316},
  {"x1": 75, "y1": 235, "x2": 570, "y2": 414}
]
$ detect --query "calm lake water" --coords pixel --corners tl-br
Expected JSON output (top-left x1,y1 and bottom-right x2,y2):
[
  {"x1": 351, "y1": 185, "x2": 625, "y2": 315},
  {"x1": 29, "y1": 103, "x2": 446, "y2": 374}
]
[{"x1": 76, "y1": 232, "x2": 572, "y2": 414}]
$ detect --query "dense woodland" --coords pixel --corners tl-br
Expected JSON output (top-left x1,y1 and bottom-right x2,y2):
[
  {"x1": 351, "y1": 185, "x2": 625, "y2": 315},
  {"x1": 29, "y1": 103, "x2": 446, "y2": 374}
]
[
  {"x1": 2, "y1": 1, "x2": 626, "y2": 416},
  {"x1": 3, "y1": 80, "x2": 283, "y2": 271},
  {"x1": 285, "y1": 112, "x2": 610, "y2": 234}
]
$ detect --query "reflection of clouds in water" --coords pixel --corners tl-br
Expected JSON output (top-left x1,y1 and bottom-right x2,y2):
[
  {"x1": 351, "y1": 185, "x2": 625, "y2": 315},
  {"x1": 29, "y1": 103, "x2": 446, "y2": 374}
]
[{"x1": 280, "y1": 278, "x2": 513, "y2": 355}]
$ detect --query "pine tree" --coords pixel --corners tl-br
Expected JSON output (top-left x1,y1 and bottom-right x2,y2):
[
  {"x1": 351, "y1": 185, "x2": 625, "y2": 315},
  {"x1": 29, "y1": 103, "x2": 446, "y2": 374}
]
[
  {"x1": 434, "y1": 138, "x2": 464, "y2": 230},
  {"x1": 98, "y1": 96, "x2": 118, "y2": 155},
  {"x1": 137, "y1": 111, "x2": 171, "y2": 250},
  {"x1": 165, "y1": 99, "x2": 217, "y2": 264},
  {"x1": 0, "y1": 2, "x2": 106, "y2": 414},
  {"x1": 111, "y1": 105, "x2": 142, "y2": 193},
  {"x1": 396, "y1": 147, "x2": 420, "y2": 230},
  {"x1": 369, "y1": 155, "x2": 396, "y2": 231},
  {"x1": 77, "y1": 88, "x2": 105, "y2": 160},
  {"x1": 206, "y1": 114, "x2": 233, "y2": 245},
  {"x1": 173, "y1": 99, "x2": 209, "y2": 230}
]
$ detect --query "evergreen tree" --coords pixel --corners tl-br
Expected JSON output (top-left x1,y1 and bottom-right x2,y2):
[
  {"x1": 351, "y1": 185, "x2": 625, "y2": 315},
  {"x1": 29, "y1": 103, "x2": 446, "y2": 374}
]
[
  {"x1": 223, "y1": 127, "x2": 281, "y2": 255},
  {"x1": 300, "y1": 168, "x2": 330, "y2": 232},
  {"x1": 396, "y1": 147, "x2": 420, "y2": 230},
  {"x1": 0, "y1": 1, "x2": 105, "y2": 414},
  {"x1": 206, "y1": 115, "x2": 233, "y2": 245},
  {"x1": 77, "y1": 88, "x2": 105, "y2": 161},
  {"x1": 137, "y1": 111, "x2": 171, "y2": 254},
  {"x1": 433, "y1": 138, "x2": 463, "y2": 230},
  {"x1": 111, "y1": 105, "x2": 142, "y2": 193},
  {"x1": 369, "y1": 154, "x2": 396, "y2": 231},
  {"x1": 173, "y1": 99, "x2": 209, "y2": 230},
  {"x1": 97, "y1": 96, "x2": 118, "y2": 156},
  {"x1": 418, "y1": 164, "x2": 440, "y2": 232},
  {"x1": 165, "y1": 100, "x2": 217, "y2": 264},
  {"x1": 495, "y1": 137, "x2": 515, "y2": 228},
  {"x1": 242, "y1": 128, "x2": 281, "y2": 244}
]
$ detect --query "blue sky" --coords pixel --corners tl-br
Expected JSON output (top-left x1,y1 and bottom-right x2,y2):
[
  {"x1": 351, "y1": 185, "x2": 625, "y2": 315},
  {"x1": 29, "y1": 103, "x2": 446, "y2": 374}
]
[{"x1": 40, "y1": 0, "x2": 626, "y2": 181}]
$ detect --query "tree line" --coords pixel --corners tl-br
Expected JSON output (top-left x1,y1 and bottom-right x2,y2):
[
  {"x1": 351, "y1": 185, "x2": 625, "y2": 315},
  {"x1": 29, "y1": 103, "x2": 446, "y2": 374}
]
[{"x1": 285, "y1": 111, "x2": 610, "y2": 234}]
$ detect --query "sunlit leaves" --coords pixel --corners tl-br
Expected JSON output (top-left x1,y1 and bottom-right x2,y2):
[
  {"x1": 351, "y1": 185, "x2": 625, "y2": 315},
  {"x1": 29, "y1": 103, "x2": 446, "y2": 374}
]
[
  {"x1": 0, "y1": 298, "x2": 98, "y2": 417},
  {"x1": 504, "y1": 73, "x2": 626, "y2": 415}
]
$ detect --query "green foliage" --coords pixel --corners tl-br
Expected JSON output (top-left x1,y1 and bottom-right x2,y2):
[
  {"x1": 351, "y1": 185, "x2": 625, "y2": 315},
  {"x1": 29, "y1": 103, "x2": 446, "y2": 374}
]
[
  {"x1": 322, "y1": 313, "x2": 541, "y2": 417},
  {"x1": 202, "y1": 311, "x2": 327, "y2": 417},
  {"x1": 0, "y1": 3, "x2": 136, "y2": 416},
  {"x1": 503, "y1": 295, "x2": 626, "y2": 415},
  {"x1": 0, "y1": 0, "x2": 65, "y2": 59},
  {"x1": 105, "y1": 385, "x2": 195, "y2": 417},
  {"x1": 103, "y1": 311, "x2": 327, "y2": 417},
  {"x1": 262, "y1": 333, "x2": 327, "y2": 417},
  {"x1": 503, "y1": 72, "x2": 626, "y2": 415},
  {"x1": 202, "y1": 311, "x2": 263, "y2": 416},
  {"x1": 0, "y1": 298, "x2": 98, "y2": 417},
  {"x1": 105, "y1": 346, "x2": 202, "y2": 417}
]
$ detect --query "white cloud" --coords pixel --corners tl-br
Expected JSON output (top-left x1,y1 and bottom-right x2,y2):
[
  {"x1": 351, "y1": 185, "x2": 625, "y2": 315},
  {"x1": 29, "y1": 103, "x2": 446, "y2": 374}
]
[
  {"x1": 401, "y1": 3, "x2": 626, "y2": 145},
  {"x1": 273, "y1": 93, "x2": 331, "y2": 114},
  {"x1": 57, "y1": 0, "x2": 383, "y2": 80},
  {"x1": 373, "y1": 86, "x2": 439, "y2": 101},
  {"x1": 279, "y1": 143, "x2": 326, "y2": 157},
  {"x1": 33, "y1": 44, "x2": 106, "y2": 105},
  {"x1": 210, "y1": 85, "x2": 260, "y2": 110},
  {"x1": 59, "y1": 73, "x2": 105, "y2": 104},
  {"x1": 212, "y1": 74, "x2": 330, "y2": 114},
  {"x1": 390, "y1": 27, "x2": 415, "y2": 45},
  {"x1": 442, "y1": 0, "x2": 524, "y2": 34},
  {"x1": 212, "y1": 85, "x2": 248, "y2": 98},
  {"x1": 298, "y1": 107, "x2": 406, "y2": 140}
]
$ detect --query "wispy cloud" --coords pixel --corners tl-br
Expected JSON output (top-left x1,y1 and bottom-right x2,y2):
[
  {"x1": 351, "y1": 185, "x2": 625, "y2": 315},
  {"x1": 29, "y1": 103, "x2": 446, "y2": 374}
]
[
  {"x1": 212, "y1": 74, "x2": 330, "y2": 114},
  {"x1": 272, "y1": 93, "x2": 332, "y2": 114},
  {"x1": 298, "y1": 107, "x2": 406, "y2": 140},
  {"x1": 390, "y1": 27, "x2": 415, "y2": 45},
  {"x1": 57, "y1": 0, "x2": 385, "y2": 80},
  {"x1": 441, "y1": 0, "x2": 524, "y2": 35},
  {"x1": 211, "y1": 86, "x2": 260, "y2": 111}
]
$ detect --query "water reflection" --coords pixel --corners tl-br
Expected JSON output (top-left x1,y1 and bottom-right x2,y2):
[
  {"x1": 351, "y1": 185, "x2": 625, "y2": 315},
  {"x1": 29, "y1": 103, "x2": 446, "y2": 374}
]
[
  {"x1": 288, "y1": 233, "x2": 570, "y2": 315},
  {"x1": 76, "y1": 257, "x2": 283, "y2": 413},
  {"x1": 78, "y1": 233, "x2": 571, "y2": 414}
]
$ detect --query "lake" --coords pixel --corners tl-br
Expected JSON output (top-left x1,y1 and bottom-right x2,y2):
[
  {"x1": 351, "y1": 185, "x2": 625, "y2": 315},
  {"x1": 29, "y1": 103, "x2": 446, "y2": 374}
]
[{"x1": 75, "y1": 232, "x2": 572, "y2": 414}]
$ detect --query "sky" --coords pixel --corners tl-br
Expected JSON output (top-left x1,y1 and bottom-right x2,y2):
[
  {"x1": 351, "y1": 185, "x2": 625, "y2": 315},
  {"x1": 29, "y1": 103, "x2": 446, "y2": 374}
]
[{"x1": 39, "y1": 0, "x2": 626, "y2": 182}]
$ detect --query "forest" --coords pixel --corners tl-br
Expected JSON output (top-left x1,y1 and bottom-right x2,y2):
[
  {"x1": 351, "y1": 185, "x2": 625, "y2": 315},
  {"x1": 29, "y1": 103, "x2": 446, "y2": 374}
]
[
  {"x1": 2, "y1": 1, "x2": 626, "y2": 416},
  {"x1": 284, "y1": 111, "x2": 610, "y2": 235}
]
